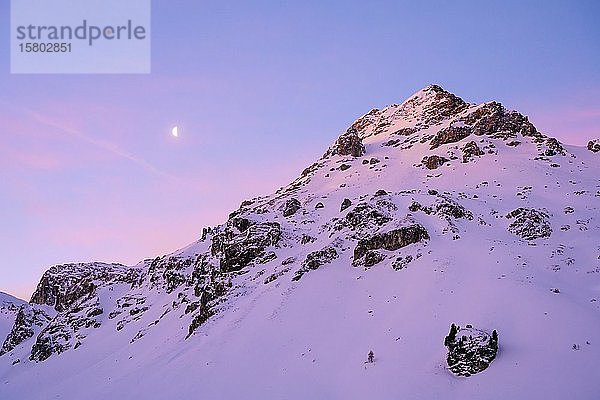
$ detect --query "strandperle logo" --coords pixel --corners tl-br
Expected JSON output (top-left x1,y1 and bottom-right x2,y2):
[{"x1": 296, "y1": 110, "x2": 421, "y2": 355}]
[
  {"x1": 15, "y1": 19, "x2": 148, "y2": 46},
  {"x1": 11, "y1": 0, "x2": 151, "y2": 74}
]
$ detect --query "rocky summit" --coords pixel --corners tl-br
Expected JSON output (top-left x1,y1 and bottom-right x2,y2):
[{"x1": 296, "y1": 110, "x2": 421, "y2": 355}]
[{"x1": 1, "y1": 85, "x2": 599, "y2": 400}]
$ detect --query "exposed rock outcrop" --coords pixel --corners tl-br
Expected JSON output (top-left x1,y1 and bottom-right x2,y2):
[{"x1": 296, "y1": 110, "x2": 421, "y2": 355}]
[
  {"x1": 211, "y1": 222, "x2": 281, "y2": 272},
  {"x1": 1, "y1": 307, "x2": 51, "y2": 356},
  {"x1": 462, "y1": 140, "x2": 484, "y2": 162},
  {"x1": 422, "y1": 155, "x2": 449, "y2": 170},
  {"x1": 283, "y1": 198, "x2": 302, "y2": 217},
  {"x1": 30, "y1": 263, "x2": 138, "y2": 312},
  {"x1": 353, "y1": 225, "x2": 429, "y2": 266},
  {"x1": 506, "y1": 208, "x2": 552, "y2": 240},
  {"x1": 461, "y1": 102, "x2": 539, "y2": 139},
  {"x1": 430, "y1": 125, "x2": 472, "y2": 149},
  {"x1": 409, "y1": 196, "x2": 473, "y2": 221},
  {"x1": 330, "y1": 128, "x2": 365, "y2": 157},
  {"x1": 340, "y1": 198, "x2": 352, "y2": 212},
  {"x1": 333, "y1": 202, "x2": 392, "y2": 234},
  {"x1": 444, "y1": 324, "x2": 498, "y2": 377},
  {"x1": 293, "y1": 247, "x2": 338, "y2": 281},
  {"x1": 544, "y1": 137, "x2": 565, "y2": 156}
]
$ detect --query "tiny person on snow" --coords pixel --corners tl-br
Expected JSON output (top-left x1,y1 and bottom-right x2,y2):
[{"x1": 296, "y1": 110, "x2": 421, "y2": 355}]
[{"x1": 367, "y1": 350, "x2": 374, "y2": 363}]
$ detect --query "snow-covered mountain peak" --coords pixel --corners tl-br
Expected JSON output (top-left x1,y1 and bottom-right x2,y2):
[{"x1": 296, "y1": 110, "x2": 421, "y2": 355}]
[{"x1": 1, "y1": 87, "x2": 599, "y2": 399}]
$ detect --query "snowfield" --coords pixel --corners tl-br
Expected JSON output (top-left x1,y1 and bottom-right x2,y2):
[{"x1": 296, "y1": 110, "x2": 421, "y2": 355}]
[{"x1": 1, "y1": 85, "x2": 599, "y2": 400}]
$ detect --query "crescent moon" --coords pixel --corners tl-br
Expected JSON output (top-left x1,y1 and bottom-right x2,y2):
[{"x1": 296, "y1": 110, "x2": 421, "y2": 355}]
[{"x1": 171, "y1": 126, "x2": 179, "y2": 137}]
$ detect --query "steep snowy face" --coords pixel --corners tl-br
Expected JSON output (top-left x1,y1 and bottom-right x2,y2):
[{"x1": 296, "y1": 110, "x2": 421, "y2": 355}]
[{"x1": 1, "y1": 85, "x2": 599, "y2": 400}]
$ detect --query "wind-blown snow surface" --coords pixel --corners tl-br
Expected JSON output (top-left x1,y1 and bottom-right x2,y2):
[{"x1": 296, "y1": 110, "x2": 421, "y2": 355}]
[{"x1": 1, "y1": 86, "x2": 600, "y2": 399}]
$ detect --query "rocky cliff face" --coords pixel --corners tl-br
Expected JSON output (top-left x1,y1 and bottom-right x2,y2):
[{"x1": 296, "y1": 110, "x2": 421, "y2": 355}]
[
  {"x1": 1, "y1": 86, "x2": 599, "y2": 399},
  {"x1": 30, "y1": 263, "x2": 141, "y2": 312},
  {"x1": 0, "y1": 293, "x2": 27, "y2": 353}
]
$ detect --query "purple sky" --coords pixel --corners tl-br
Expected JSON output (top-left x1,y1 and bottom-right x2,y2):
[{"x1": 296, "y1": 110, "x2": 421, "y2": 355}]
[{"x1": 1, "y1": 1, "x2": 599, "y2": 300}]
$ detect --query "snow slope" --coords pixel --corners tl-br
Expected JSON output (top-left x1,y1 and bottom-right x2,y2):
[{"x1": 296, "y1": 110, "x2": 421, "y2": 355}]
[{"x1": 1, "y1": 85, "x2": 599, "y2": 399}]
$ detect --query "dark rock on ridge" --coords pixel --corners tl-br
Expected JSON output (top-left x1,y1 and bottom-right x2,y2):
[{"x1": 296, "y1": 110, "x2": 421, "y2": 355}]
[
  {"x1": 331, "y1": 128, "x2": 365, "y2": 157},
  {"x1": 588, "y1": 139, "x2": 600, "y2": 153}
]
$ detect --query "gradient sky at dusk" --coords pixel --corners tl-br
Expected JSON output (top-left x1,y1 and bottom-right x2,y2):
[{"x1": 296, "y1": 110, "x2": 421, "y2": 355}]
[{"x1": 1, "y1": 0, "x2": 599, "y2": 299}]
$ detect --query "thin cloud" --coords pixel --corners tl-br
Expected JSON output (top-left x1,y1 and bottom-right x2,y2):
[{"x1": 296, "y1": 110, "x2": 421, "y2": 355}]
[{"x1": 20, "y1": 106, "x2": 174, "y2": 180}]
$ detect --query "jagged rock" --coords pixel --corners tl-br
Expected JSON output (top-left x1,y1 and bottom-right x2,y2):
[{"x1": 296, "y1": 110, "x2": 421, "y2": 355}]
[
  {"x1": 211, "y1": 222, "x2": 281, "y2": 273},
  {"x1": 462, "y1": 141, "x2": 484, "y2": 162},
  {"x1": 409, "y1": 201, "x2": 433, "y2": 214},
  {"x1": 340, "y1": 198, "x2": 352, "y2": 212},
  {"x1": 588, "y1": 139, "x2": 600, "y2": 153},
  {"x1": 187, "y1": 274, "x2": 231, "y2": 337},
  {"x1": 240, "y1": 199, "x2": 254, "y2": 208},
  {"x1": 349, "y1": 108, "x2": 380, "y2": 135},
  {"x1": 292, "y1": 247, "x2": 338, "y2": 281},
  {"x1": 435, "y1": 197, "x2": 473, "y2": 220},
  {"x1": 409, "y1": 197, "x2": 472, "y2": 220},
  {"x1": 430, "y1": 125, "x2": 472, "y2": 149},
  {"x1": 187, "y1": 303, "x2": 212, "y2": 338},
  {"x1": 29, "y1": 297, "x2": 104, "y2": 362},
  {"x1": 339, "y1": 163, "x2": 351, "y2": 171},
  {"x1": 1, "y1": 307, "x2": 51, "y2": 356},
  {"x1": 506, "y1": 208, "x2": 552, "y2": 240},
  {"x1": 402, "y1": 85, "x2": 469, "y2": 128},
  {"x1": 353, "y1": 225, "x2": 429, "y2": 265},
  {"x1": 330, "y1": 128, "x2": 365, "y2": 157},
  {"x1": 30, "y1": 263, "x2": 137, "y2": 312},
  {"x1": 461, "y1": 102, "x2": 539, "y2": 139},
  {"x1": 392, "y1": 127, "x2": 418, "y2": 136},
  {"x1": 444, "y1": 324, "x2": 498, "y2": 376},
  {"x1": 230, "y1": 217, "x2": 251, "y2": 232},
  {"x1": 283, "y1": 198, "x2": 302, "y2": 217},
  {"x1": 148, "y1": 256, "x2": 193, "y2": 293},
  {"x1": 300, "y1": 161, "x2": 322, "y2": 178},
  {"x1": 301, "y1": 234, "x2": 316, "y2": 245},
  {"x1": 361, "y1": 250, "x2": 386, "y2": 268},
  {"x1": 200, "y1": 226, "x2": 213, "y2": 241},
  {"x1": 340, "y1": 203, "x2": 392, "y2": 232},
  {"x1": 422, "y1": 155, "x2": 449, "y2": 170},
  {"x1": 30, "y1": 325, "x2": 71, "y2": 362},
  {"x1": 374, "y1": 190, "x2": 388, "y2": 196},
  {"x1": 315, "y1": 202, "x2": 325, "y2": 209},
  {"x1": 263, "y1": 268, "x2": 291, "y2": 284},
  {"x1": 543, "y1": 137, "x2": 566, "y2": 156}
]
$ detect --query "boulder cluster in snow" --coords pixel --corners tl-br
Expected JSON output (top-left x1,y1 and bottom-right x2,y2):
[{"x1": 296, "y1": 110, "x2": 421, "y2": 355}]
[{"x1": 444, "y1": 323, "x2": 498, "y2": 377}]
